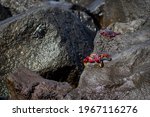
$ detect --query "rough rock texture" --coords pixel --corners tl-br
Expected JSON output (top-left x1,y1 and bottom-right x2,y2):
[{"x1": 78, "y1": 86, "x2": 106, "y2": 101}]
[
  {"x1": 66, "y1": 0, "x2": 93, "y2": 6},
  {"x1": 65, "y1": 0, "x2": 105, "y2": 31},
  {"x1": 65, "y1": 0, "x2": 150, "y2": 99},
  {"x1": 0, "y1": 3, "x2": 94, "y2": 87},
  {"x1": 0, "y1": 76, "x2": 9, "y2": 98},
  {"x1": 0, "y1": 0, "x2": 49, "y2": 15},
  {"x1": 108, "y1": 19, "x2": 146, "y2": 34},
  {"x1": 0, "y1": 3, "x2": 12, "y2": 21},
  {"x1": 65, "y1": 19, "x2": 150, "y2": 100},
  {"x1": 103, "y1": 0, "x2": 150, "y2": 26},
  {"x1": 62, "y1": 0, "x2": 150, "y2": 29},
  {"x1": 5, "y1": 67, "x2": 72, "y2": 99},
  {"x1": 1, "y1": 0, "x2": 150, "y2": 100}
]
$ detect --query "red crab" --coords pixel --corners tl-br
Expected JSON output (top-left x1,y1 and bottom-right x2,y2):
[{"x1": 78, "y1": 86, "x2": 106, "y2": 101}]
[
  {"x1": 100, "y1": 29, "x2": 121, "y2": 38},
  {"x1": 83, "y1": 53, "x2": 112, "y2": 67}
]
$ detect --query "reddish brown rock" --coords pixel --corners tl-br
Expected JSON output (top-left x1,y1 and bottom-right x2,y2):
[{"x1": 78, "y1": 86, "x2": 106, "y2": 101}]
[{"x1": 6, "y1": 67, "x2": 72, "y2": 100}]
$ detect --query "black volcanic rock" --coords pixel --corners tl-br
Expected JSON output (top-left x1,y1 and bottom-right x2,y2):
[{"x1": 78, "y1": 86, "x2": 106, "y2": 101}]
[
  {"x1": 0, "y1": 3, "x2": 12, "y2": 21},
  {"x1": 0, "y1": 3, "x2": 94, "y2": 87}
]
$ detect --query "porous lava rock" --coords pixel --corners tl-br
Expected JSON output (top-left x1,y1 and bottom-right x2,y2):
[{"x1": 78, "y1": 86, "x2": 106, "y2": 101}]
[
  {"x1": 6, "y1": 67, "x2": 72, "y2": 100},
  {"x1": 0, "y1": 3, "x2": 94, "y2": 88}
]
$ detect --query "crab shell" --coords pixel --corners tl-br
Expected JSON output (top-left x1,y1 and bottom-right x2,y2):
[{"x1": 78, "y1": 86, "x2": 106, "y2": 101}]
[{"x1": 84, "y1": 61, "x2": 104, "y2": 68}]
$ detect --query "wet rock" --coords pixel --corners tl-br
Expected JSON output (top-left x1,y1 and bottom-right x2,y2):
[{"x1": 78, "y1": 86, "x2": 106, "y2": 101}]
[
  {"x1": 66, "y1": 0, "x2": 94, "y2": 6},
  {"x1": 67, "y1": 0, "x2": 105, "y2": 31},
  {"x1": 6, "y1": 67, "x2": 72, "y2": 100},
  {"x1": 87, "y1": 0, "x2": 105, "y2": 14},
  {"x1": 65, "y1": 19, "x2": 150, "y2": 100},
  {"x1": 0, "y1": 3, "x2": 12, "y2": 21},
  {"x1": 65, "y1": 0, "x2": 104, "y2": 11},
  {"x1": 0, "y1": 3, "x2": 94, "y2": 87}
]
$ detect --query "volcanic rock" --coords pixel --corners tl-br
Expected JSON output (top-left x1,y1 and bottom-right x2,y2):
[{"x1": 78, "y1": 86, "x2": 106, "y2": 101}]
[
  {"x1": 0, "y1": 76, "x2": 9, "y2": 99},
  {"x1": 65, "y1": 19, "x2": 150, "y2": 100},
  {"x1": 0, "y1": 0, "x2": 50, "y2": 15},
  {"x1": 103, "y1": 0, "x2": 150, "y2": 26},
  {"x1": 108, "y1": 19, "x2": 146, "y2": 34},
  {"x1": 0, "y1": 3, "x2": 94, "y2": 87},
  {"x1": 65, "y1": 0, "x2": 93, "y2": 6},
  {"x1": 5, "y1": 67, "x2": 72, "y2": 99},
  {"x1": 0, "y1": 3, "x2": 12, "y2": 21}
]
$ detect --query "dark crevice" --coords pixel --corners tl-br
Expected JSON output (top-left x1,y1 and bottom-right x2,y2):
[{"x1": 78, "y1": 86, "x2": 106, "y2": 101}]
[
  {"x1": 70, "y1": 4, "x2": 103, "y2": 30},
  {"x1": 27, "y1": 82, "x2": 40, "y2": 99},
  {"x1": 0, "y1": 4, "x2": 12, "y2": 21},
  {"x1": 40, "y1": 65, "x2": 80, "y2": 88}
]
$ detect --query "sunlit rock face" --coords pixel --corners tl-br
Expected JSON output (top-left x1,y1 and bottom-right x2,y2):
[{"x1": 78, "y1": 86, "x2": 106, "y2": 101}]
[
  {"x1": 103, "y1": 0, "x2": 150, "y2": 27},
  {"x1": 65, "y1": 19, "x2": 150, "y2": 100}
]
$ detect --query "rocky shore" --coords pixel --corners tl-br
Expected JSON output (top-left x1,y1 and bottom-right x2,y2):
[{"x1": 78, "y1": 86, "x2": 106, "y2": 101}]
[{"x1": 0, "y1": 0, "x2": 150, "y2": 99}]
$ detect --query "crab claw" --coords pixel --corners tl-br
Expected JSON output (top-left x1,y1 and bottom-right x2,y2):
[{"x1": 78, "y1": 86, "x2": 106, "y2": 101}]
[
  {"x1": 106, "y1": 57, "x2": 112, "y2": 61},
  {"x1": 99, "y1": 61, "x2": 104, "y2": 68},
  {"x1": 84, "y1": 63, "x2": 87, "y2": 66}
]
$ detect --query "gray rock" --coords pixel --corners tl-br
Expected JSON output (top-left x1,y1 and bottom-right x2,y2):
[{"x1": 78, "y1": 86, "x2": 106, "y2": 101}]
[
  {"x1": 0, "y1": 4, "x2": 94, "y2": 87},
  {"x1": 6, "y1": 67, "x2": 72, "y2": 99},
  {"x1": 64, "y1": 0, "x2": 105, "y2": 31},
  {"x1": 103, "y1": 0, "x2": 150, "y2": 26},
  {"x1": 0, "y1": 0, "x2": 52, "y2": 15},
  {"x1": 108, "y1": 19, "x2": 146, "y2": 34},
  {"x1": 65, "y1": 19, "x2": 150, "y2": 100},
  {"x1": 65, "y1": 0, "x2": 92, "y2": 6}
]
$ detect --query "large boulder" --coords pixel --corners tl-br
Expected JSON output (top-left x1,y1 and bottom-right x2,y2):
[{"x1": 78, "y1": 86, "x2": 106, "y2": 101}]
[
  {"x1": 5, "y1": 67, "x2": 72, "y2": 99},
  {"x1": 65, "y1": 19, "x2": 150, "y2": 99},
  {"x1": 0, "y1": 3, "x2": 94, "y2": 88}
]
